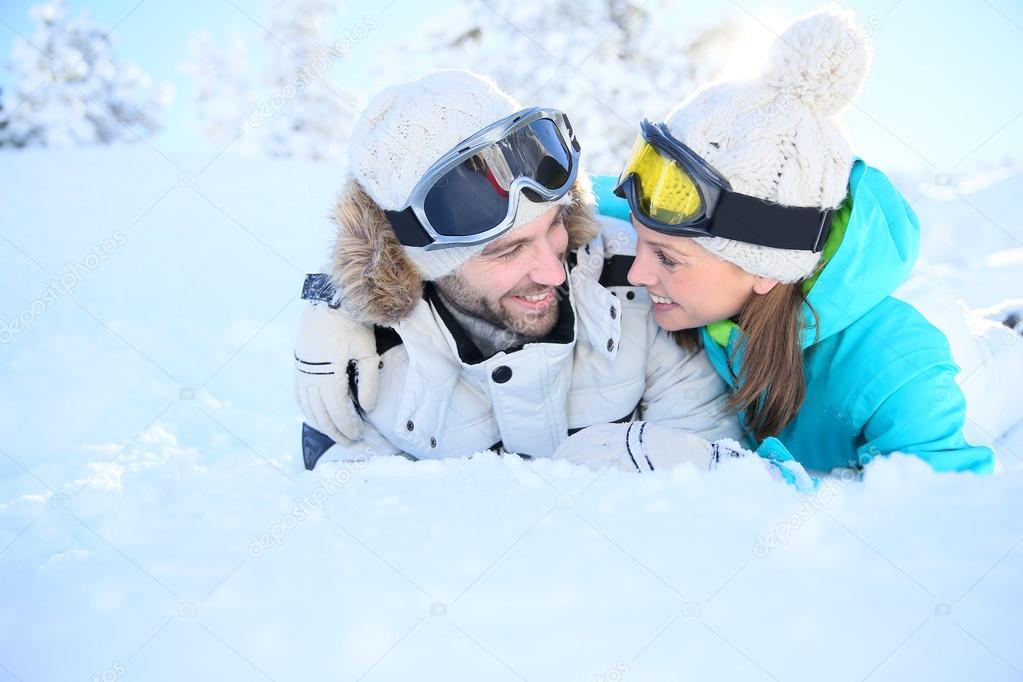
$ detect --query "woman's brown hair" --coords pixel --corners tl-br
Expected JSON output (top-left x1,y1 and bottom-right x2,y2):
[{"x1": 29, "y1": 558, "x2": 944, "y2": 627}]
[{"x1": 674, "y1": 283, "x2": 817, "y2": 442}]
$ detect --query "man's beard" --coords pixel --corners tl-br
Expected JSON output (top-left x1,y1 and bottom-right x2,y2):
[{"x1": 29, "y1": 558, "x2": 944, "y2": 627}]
[{"x1": 435, "y1": 273, "x2": 561, "y2": 340}]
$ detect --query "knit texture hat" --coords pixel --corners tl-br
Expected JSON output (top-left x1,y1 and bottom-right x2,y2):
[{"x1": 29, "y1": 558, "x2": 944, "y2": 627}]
[
  {"x1": 665, "y1": 6, "x2": 872, "y2": 283},
  {"x1": 347, "y1": 69, "x2": 565, "y2": 280}
]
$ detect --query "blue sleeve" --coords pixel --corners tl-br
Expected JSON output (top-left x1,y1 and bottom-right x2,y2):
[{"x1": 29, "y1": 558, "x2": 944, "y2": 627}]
[
  {"x1": 857, "y1": 364, "x2": 995, "y2": 474},
  {"x1": 755, "y1": 437, "x2": 819, "y2": 491},
  {"x1": 756, "y1": 436, "x2": 796, "y2": 462},
  {"x1": 592, "y1": 174, "x2": 631, "y2": 221}
]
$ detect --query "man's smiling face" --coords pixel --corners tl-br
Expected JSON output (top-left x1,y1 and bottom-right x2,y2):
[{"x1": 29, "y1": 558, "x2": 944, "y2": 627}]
[{"x1": 435, "y1": 204, "x2": 569, "y2": 338}]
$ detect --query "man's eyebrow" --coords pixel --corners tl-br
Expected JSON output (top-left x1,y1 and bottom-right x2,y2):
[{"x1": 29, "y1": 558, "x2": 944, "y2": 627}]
[
  {"x1": 481, "y1": 206, "x2": 567, "y2": 255},
  {"x1": 482, "y1": 235, "x2": 530, "y2": 255}
]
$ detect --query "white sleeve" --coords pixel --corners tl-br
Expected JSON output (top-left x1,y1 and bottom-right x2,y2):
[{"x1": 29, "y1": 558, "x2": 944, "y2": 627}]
[{"x1": 639, "y1": 320, "x2": 744, "y2": 442}]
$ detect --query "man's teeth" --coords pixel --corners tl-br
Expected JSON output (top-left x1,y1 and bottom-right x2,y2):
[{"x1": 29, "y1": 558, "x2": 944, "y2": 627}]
[
  {"x1": 520, "y1": 292, "x2": 549, "y2": 302},
  {"x1": 650, "y1": 294, "x2": 674, "y2": 305}
]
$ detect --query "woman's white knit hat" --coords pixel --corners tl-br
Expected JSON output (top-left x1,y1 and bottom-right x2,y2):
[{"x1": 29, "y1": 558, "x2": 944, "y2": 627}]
[
  {"x1": 666, "y1": 6, "x2": 873, "y2": 283},
  {"x1": 347, "y1": 69, "x2": 564, "y2": 280}
]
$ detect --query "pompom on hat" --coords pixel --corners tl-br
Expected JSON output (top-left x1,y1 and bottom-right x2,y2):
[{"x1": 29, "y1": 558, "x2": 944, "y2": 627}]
[{"x1": 664, "y1": 5, "x2": 873, "y2": 283}]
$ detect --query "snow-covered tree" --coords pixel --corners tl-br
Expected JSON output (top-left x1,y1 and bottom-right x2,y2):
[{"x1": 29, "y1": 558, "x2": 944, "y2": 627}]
[
  {"x1": 0, "y1": 0, "x2": 171, "y2": 148},
  {"x1": 382, "y1": 0, "x2": 742, "y2": 174},
  {"x1": 253, "y1": 0, "x2": 361, "y2": 159},
  {"x1": 183, "y1": 0, "x2": 361, "y2": 160},
  {"x1": 0, "y1": 89, "x2": 8, "y2": 144},
  {"x1": 180, "y1": 29, "x2": 252, "y2": 148}
]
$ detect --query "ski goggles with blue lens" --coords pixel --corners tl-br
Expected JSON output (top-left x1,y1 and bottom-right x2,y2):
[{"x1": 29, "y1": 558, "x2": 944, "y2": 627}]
[
  {"x1": 614, "y1": 120, "x2": 833, "y2": 252},
  {"x1": 384, "y1": 107, "x2": 581, "y2": 250}
]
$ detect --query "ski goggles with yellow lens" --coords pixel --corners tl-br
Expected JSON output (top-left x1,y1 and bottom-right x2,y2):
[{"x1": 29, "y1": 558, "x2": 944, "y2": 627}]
[{"x1": 614, "y1": 120, "x2": 833, "y2": 252}]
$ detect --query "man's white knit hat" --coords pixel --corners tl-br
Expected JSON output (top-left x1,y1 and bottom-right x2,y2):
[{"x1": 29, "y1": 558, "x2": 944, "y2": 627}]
[
  {"x1": 347, "y1": 69, "x2": 564, "y2": 280},
  {"x1": 665, "y1": 6, "x2": 872, "y2": 283}
]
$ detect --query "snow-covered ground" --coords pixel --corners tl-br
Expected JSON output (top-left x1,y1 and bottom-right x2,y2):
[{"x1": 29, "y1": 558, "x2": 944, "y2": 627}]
[{"x1": 1, "y1": 146, "x2": 1022, "y2": 681}]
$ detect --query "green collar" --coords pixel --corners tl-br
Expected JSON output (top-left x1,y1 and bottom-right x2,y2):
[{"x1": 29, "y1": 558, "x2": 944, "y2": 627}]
[
  {"x1": 800, "y1": 195, "x2": 851, "y2": 293},
  {"x1": 706, "y1": 319, "x2": 735, "y2": 347}
]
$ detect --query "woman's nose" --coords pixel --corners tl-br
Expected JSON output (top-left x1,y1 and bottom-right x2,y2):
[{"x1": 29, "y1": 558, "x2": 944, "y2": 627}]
[{"x1": 628, "y1": 251, "x2": 655, "y2": 288}]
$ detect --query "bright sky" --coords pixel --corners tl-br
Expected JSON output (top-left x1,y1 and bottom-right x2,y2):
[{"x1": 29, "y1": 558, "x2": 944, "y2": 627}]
[{"x1": 2, "y1": 0, "x2": 1022, "y2": 178}]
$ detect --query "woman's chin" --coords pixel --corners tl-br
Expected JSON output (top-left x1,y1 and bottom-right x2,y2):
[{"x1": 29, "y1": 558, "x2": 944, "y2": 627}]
[{"x1": 650, "y1": 305, "x2": 691, "y2": 332}]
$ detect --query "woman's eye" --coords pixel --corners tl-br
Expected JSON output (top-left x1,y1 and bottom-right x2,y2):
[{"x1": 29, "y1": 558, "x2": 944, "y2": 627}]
[{"x1": 655, "y1": 249, "x2": 678, "y2": 269}]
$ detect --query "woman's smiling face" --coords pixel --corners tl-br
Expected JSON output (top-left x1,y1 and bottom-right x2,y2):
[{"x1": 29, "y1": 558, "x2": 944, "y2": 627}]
[{"x1": 626, "y1": 217, "x2": 779, "y2": 331}]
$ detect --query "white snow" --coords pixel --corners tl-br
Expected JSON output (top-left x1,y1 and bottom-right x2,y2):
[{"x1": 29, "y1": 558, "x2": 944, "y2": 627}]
[{"x1": 1, "y1": 146, "x2": 1022, "y2": 681}]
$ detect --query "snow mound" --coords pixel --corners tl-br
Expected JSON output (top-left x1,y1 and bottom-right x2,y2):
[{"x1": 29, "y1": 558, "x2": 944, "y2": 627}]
[
  {"x1": 2, "y1": 440, "x2": 1023, "y2": 681},
  {"x1": 2, "y1": 146, "x2": 1022, "y2": 680}
]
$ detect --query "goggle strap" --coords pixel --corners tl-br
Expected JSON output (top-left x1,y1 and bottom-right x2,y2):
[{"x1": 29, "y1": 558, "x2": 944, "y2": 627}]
[
  {"x1": 384, "y1": 206, "x2": 434, "y2": 248},
  {"x1": 713, "y1": 191, "x2": 833, "y2": 253}
]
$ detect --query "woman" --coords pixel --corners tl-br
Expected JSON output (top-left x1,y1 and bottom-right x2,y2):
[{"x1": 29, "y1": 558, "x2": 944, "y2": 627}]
[{"x1": 583, "y1": 7, "x2": 994, "y2": 474}]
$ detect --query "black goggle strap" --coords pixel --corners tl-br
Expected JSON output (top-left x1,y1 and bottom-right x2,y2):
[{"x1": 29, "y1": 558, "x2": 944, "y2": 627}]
[
  {"x1": 384, "y1": 206, "x2": 434, "y2": 248},
  {"x1": 626, "y1": 122, "x2": 833, "y2": 252},
  {"x1": 711, "y1": 191, "x2": 833, "y2": 252}
]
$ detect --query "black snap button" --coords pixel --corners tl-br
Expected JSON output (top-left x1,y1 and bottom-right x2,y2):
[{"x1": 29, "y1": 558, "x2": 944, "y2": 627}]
[
  {"x1": 430, "y1": 437, "x2": 437, "y2": 448},
  {"x1": 610, "y1": 305, "x2": 617, "y2": 320},
  {"x1": 626, "y1": 291, "x2": 635, "y2": 300},
  {"x1": 378, "y1": 360, "x2": 384, "y2": 369},
  {"x1": 406, "y1": 420, "x2": 414, "y2": 431},
  {"x1": 491, "y1": 365, "x2": 513, "y2": 383},
  {"x1": 606, "y1": 338, "x2": 615, "y2": 352}
]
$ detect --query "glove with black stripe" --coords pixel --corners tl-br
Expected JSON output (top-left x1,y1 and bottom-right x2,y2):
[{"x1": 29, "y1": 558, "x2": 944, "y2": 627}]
[
  {"x1": 553, "y1": 422, "x2": 715, "y2": 472},
  {"x1": 554, "y1": 424, "x2": 816, "y2": 492},
  {"x1": 293, "y1": 303, "x2": 380, "y2": 444}
]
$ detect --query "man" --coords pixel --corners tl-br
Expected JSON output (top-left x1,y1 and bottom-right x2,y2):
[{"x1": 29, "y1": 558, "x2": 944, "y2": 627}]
[{"x1": 294, "y1": 70, "x2": 741, "y2": 471}]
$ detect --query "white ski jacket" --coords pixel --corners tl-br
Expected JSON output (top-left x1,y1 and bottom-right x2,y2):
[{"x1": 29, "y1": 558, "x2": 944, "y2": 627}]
[{"x1": 301, "y1": 216, "x2": 741, "y2": 468}]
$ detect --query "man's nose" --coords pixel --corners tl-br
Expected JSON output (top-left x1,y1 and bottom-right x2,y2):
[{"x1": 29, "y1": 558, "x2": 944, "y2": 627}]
[{"x1": 530, "y1": 244, "x2": 567, "y2": 287}]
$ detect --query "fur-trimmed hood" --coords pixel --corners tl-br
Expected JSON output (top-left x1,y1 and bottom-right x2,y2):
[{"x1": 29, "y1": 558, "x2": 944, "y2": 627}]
[{"x1": 327, "y1": 174, "x2": 602, "y2": 325}]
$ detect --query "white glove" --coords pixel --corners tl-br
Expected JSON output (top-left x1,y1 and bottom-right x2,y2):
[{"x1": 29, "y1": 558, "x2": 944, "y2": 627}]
[
  {"x1": 294, "y1": 303, "x2": 380, "y2": 444},
  {"x1": 553, "y1": 422, "x2": 715, "y2": 472},
  {"x1": 709, "y1": 438, "x2": 817, "y2": 493},
  {"x1": 553, "y1": 425, "x2": 815, "y2": 491}
]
